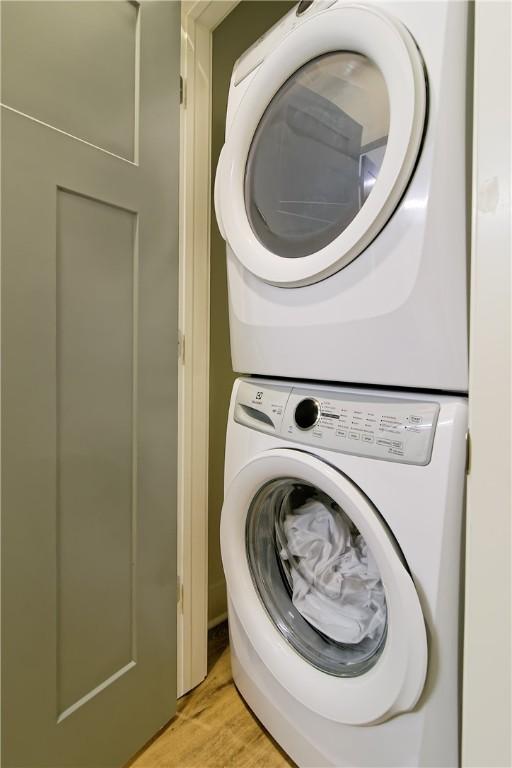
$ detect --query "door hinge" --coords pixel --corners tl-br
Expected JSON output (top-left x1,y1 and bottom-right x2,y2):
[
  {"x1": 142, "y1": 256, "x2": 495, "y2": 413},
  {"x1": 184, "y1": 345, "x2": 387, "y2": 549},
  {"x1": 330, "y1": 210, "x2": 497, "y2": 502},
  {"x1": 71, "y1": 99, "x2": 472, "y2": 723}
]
[
  {"x1": 180, "y1": 75, "x2": 185, "y2": 106},
  {"x1": 465, "y1": 430, "x2": 471, "y2": 475},
  {"x1": 177, "y1": 576, "x2": 184, "y2": 612},
  {"x1": 178, "y1": 330, "x2": 185, "y2": 364}
]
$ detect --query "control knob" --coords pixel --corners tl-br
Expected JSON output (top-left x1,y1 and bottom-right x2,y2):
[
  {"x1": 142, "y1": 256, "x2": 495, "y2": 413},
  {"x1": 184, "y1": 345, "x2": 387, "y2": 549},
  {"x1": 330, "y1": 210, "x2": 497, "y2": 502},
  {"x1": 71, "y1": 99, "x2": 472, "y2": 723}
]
[{"x1": 294, "y1": 398, "x2": 321, "y2": 430}]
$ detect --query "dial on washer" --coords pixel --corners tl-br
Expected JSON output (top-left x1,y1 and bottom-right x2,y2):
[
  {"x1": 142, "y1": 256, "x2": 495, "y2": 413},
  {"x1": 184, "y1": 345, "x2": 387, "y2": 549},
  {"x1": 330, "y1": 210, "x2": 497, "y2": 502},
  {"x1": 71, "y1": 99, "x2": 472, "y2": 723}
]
[{"x1": 294, "y1": 398, "x2": 320, "y2": 430}]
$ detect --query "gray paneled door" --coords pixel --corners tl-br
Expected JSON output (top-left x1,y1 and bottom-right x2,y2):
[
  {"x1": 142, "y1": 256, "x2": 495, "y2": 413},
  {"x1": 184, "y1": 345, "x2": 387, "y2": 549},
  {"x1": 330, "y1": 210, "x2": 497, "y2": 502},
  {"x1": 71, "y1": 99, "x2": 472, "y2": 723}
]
[{"x1": 1, "y1": 3, "x2": 180, "y2": 766}]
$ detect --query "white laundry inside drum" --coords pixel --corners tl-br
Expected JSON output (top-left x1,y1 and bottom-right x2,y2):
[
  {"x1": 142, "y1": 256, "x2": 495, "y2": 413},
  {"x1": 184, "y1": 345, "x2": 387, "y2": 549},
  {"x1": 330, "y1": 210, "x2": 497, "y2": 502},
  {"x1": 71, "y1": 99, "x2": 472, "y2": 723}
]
[
  {"x1": 246, "y1": 477, "x2": 388, "y2": 676},
  {"x1": 276, "y1": 497, "x2": 386, "y2": 645}
]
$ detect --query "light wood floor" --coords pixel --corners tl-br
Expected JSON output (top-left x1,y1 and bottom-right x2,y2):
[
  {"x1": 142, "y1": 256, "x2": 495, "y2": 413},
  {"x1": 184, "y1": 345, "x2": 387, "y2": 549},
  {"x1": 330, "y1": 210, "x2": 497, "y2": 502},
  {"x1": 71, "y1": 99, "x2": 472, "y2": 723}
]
[{"x1": 129, "y1": 623, "x2": 295, "y2": 768}]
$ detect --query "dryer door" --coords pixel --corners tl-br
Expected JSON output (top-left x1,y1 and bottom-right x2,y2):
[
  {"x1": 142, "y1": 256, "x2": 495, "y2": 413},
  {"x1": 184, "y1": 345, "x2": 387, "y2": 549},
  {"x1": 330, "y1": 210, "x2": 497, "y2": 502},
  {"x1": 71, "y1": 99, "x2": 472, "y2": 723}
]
[
  {"x1": 215, "y1": 4, "x2": 426, "y2": 287},
  {"x1": 221, "y1": 448, "x2": 427, "y2": 725}
]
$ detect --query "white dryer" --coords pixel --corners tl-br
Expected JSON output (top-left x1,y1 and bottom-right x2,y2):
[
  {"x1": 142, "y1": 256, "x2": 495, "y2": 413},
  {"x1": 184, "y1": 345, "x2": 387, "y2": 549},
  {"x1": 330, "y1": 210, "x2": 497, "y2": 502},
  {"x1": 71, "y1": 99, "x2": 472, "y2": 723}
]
[
  {"x1": 214, "y1": 1, "x2": 469, "y2": 392},
  {"x1": 221, "y1": 377, "x2": 467, "y2": 767}
]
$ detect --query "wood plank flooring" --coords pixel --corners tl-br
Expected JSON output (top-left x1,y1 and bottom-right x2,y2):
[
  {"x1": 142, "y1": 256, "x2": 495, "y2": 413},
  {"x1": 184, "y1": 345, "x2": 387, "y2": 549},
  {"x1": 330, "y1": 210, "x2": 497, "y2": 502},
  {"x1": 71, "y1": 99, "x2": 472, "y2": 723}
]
[{"x1": 128, "y1": 623, "x2": 295, "y2": 768}]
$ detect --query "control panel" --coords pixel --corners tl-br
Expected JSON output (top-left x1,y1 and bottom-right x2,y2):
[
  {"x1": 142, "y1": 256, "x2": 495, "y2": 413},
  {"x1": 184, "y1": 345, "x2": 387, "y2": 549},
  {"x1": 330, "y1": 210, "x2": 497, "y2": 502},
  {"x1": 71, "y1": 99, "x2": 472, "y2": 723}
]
[{"x1": 234, "y1": 381, "x2": 440, "y2": 466}]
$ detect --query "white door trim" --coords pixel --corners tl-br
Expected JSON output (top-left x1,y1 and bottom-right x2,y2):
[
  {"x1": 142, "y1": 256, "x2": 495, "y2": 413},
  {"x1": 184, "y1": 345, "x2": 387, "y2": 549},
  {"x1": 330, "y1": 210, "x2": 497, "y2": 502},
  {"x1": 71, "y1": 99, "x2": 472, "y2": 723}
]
[
  {"x1": 177, "y1": 0, "x2": 240, "y2": 698},
  {"x1": 462, "y1": 2, "x2": 511, "y2": 765}
]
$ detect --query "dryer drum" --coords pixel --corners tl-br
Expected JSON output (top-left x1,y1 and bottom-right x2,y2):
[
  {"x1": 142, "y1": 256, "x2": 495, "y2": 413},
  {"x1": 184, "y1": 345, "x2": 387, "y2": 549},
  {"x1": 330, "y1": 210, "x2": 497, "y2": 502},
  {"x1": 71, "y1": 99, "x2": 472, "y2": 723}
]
[
  {"x1": 245, "y1": 51, "x2": 390, "y2": 260},
  {"x1": 246, "y1": 477, "x2": 388, "y2": 677}
]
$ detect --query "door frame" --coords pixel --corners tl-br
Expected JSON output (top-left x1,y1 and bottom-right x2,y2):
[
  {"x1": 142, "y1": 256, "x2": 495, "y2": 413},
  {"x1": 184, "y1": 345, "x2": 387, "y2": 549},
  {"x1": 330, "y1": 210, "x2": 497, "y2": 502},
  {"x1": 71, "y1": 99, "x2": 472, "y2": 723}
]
[
  {"x1": 178, "y1": 0, "x2": 240, "y2": 697},
  {"x1": 462, "y1": 2, "x2": 511, "y2": 765}
]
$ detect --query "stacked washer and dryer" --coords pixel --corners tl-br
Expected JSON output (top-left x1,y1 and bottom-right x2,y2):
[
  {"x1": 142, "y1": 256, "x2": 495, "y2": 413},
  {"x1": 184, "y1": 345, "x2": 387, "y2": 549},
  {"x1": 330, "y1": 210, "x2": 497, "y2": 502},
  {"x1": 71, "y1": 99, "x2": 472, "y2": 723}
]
[{"x1": 214, "y1": 1, "x2": 469, "y2": 766}]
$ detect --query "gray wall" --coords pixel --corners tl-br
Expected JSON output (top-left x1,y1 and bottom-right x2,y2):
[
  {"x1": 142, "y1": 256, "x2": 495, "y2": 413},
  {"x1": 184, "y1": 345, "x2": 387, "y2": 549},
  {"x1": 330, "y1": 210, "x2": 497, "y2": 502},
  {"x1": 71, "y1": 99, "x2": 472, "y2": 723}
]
[{"x1": 209, "y1": 0, "x2": 295, "y2": 624}]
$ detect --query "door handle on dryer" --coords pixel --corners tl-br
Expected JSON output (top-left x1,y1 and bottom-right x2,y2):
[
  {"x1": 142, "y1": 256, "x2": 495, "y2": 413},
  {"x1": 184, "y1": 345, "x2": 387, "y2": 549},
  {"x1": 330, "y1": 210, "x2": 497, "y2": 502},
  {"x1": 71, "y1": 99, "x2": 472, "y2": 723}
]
[{"x1": 214, "y1": 144, "x2": 227, "y2": 240}]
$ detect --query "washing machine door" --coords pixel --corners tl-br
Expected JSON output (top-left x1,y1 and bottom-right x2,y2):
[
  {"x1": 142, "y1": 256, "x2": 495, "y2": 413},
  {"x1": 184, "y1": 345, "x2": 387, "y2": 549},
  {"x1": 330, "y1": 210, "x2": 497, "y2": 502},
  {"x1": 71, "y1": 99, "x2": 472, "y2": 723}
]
[
  {"x1": 215, "y1": 4, "x2": 426, "y2": 287},
  {"x1": 221, "y1": 448, "x2": 428, "y2": 725}
]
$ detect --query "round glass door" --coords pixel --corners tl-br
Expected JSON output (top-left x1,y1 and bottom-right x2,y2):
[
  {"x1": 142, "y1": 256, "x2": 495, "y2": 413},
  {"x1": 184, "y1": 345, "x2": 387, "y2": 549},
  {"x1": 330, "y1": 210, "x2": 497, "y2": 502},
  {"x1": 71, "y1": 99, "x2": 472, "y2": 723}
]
[
  {"x1": 245, "y1": 52, "x2": 390, "y2": 259},
  {"x1": 246, "y1": 477, "x2": 388, "y2": 677},
  {"x1": 222, "y1": 448, "x2": 428, "y2": 723},
  {"x1": 216, "y1": 4, "x2": 427, "y2": 286}
]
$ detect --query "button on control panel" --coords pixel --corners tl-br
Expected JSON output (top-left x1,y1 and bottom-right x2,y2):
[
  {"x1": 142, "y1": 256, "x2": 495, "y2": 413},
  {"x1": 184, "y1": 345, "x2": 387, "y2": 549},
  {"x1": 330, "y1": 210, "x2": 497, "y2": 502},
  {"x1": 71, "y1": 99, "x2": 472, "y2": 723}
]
[{"x1": 281, "y1": 388, "x2": 440, "y2": 465}]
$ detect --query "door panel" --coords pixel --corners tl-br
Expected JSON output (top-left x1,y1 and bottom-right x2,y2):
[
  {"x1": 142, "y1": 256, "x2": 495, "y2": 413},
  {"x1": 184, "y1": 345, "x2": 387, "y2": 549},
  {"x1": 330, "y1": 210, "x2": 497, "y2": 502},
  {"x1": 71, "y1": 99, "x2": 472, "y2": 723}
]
[
  {"x1": 57, "y1": 189, "x2": 137, "y2": 718},
  {"x1": 2, "y1": 1, "x2": 138, "y2": 160},
  {"x1": 1, "y1": 3, "x2": 180, "y2": 766}
]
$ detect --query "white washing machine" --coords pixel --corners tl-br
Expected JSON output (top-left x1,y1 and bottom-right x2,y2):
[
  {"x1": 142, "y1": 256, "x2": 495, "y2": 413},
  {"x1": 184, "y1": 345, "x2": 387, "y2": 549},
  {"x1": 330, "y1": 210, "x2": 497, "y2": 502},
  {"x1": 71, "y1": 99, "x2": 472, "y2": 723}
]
[
  {"x1": 214, "y1": 1, "x2": 469, "y2": 392},
  {"x1": 221, "y1": 377, "x2": 467, "y2": 767}
]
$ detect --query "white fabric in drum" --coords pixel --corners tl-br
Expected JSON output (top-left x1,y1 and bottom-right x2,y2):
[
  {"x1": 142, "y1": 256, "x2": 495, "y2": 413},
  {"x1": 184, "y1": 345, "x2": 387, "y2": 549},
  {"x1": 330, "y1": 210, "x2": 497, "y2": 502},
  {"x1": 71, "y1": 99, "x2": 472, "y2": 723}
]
[{"x1": 279, "y1": 498, "x2": 386, "y2": 644}]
